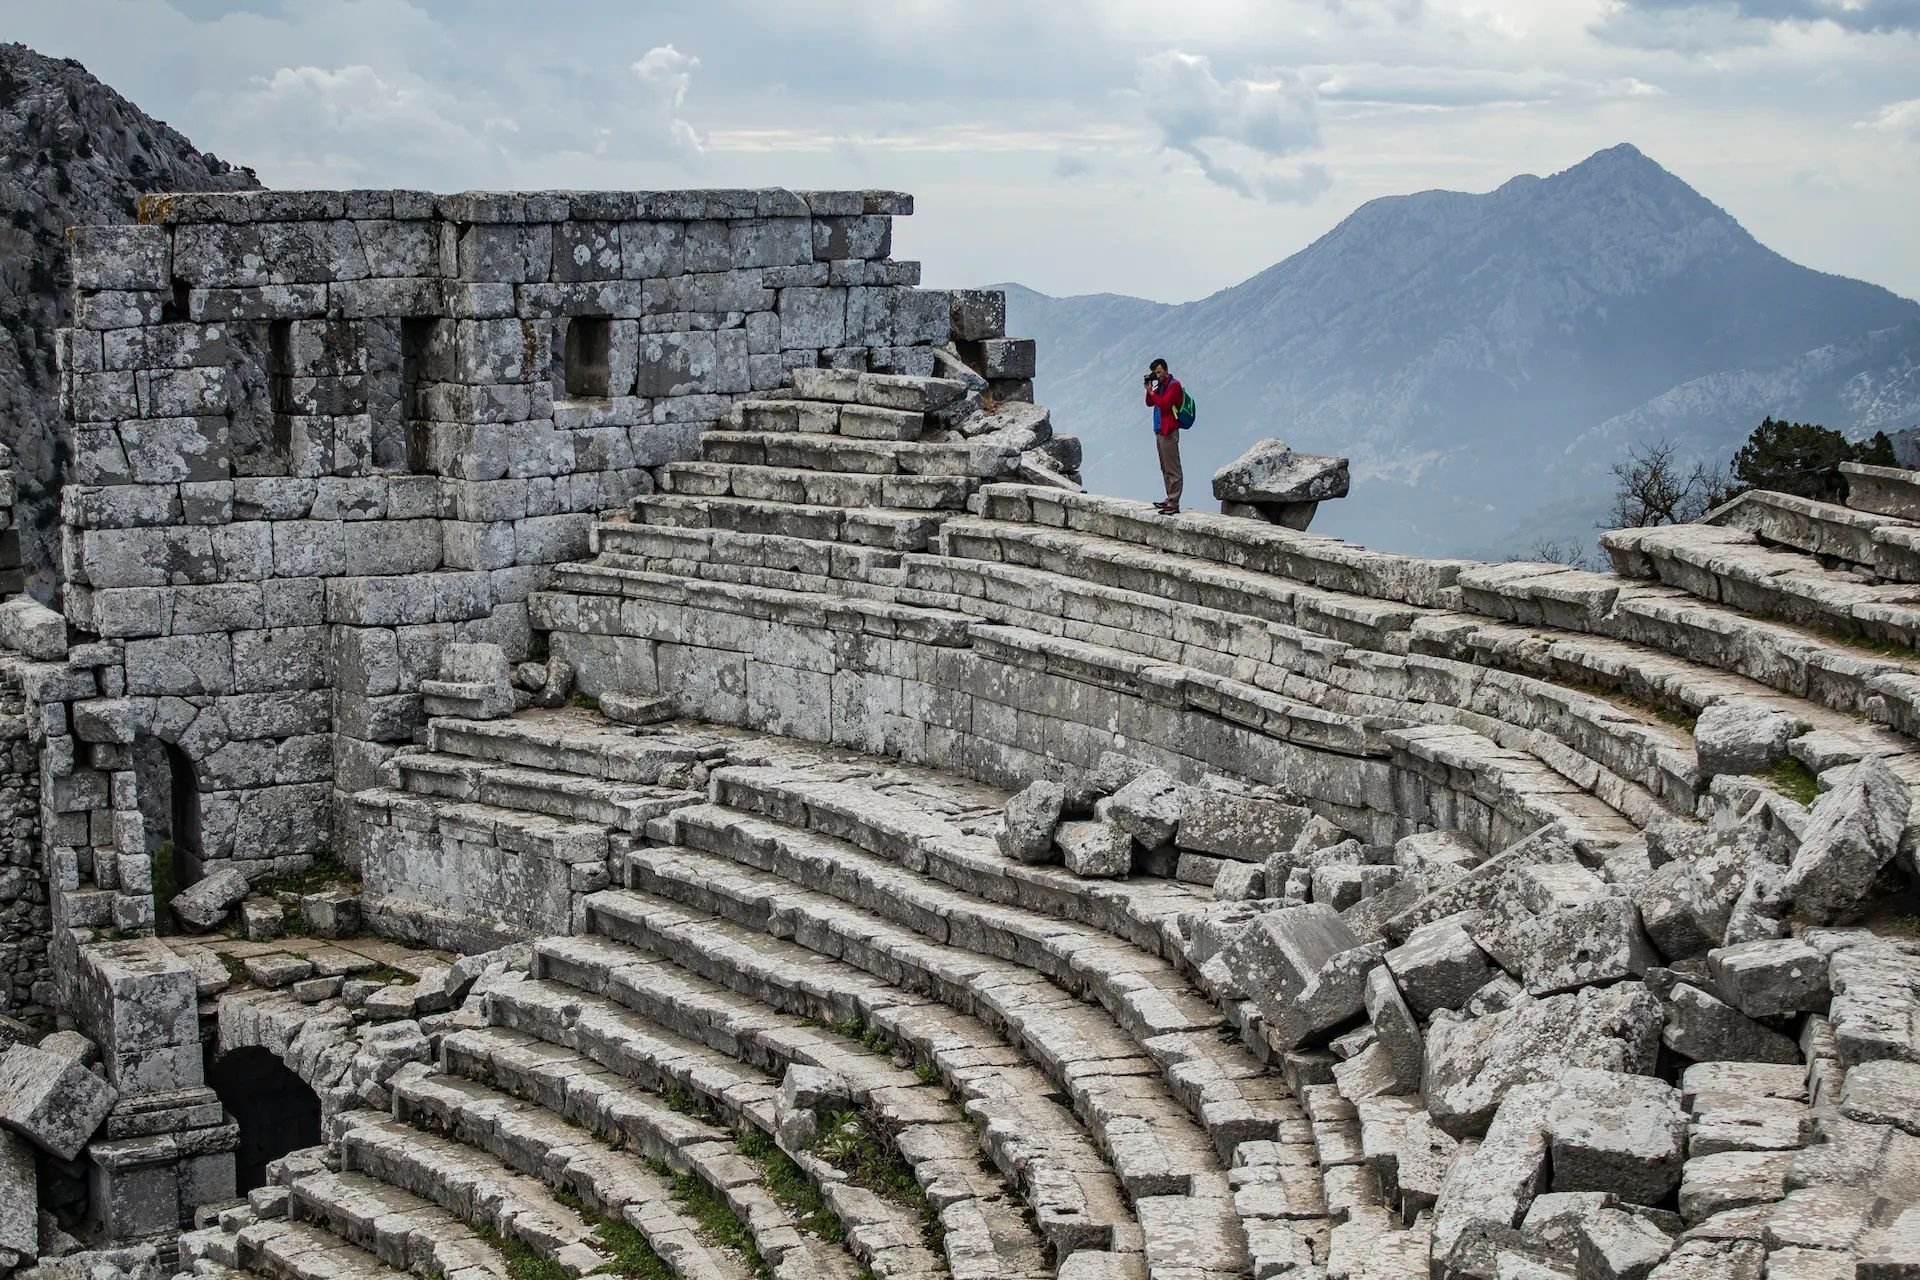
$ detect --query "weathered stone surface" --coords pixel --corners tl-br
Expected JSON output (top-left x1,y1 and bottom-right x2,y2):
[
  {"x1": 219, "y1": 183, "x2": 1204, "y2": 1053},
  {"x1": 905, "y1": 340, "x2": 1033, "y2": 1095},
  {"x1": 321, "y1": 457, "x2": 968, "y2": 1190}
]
[
  {"x1": 1578, "y1": 1207, "x2": 1674, "y2": 1280},
  {"x1": 1107, "y1": 768, "x2": 1184, "y2": 848},
  {"x1": 1055, "y1": 816, "x2": 1132, "y2": 878},
  {"x1": 170, "y1": 865, "x2": 252, "y2": 932},
  {"x1": 0, "y1": 1129, "x2": 34, "y2": 1258},
  {"x1": 1693, "y1": 700, "x2": 1797, "y2": 778},
  {"x1": 998, "y1": 779, "x2": 1065, "y2": 863},
  {"x1": 1839, "y1": 1060, "x2": 1920, "y2": 1135},
  {"x1": 1385, "y1": 916, "x2": 1493, "y2": 1016},
  {"x1": 1212, "y1": 437, "x2": 1351, "y2": 504},
  {"x1": 1424, "y1": 984, "x2": 1664, "y2": 1138},
  {"x1": 1708, "y1": 938, "x2": 1829, "y2": 1019},
  {"x1": 1546, "y1": 1069, "x2": 1686, "y2": 1204},
  {"x1": 1364, "y1": 963, "x2": 1423, "y2": 1093},
  {"x1": 1659, "y1": 982, "x2": 1800, "y2": 1064},
  {"x1": 1221, "y1": 902, "x2": 1361, "y2": 1031},
  {"x1": 0, "y1": 1043, "x2": 118, "y2": 1159},
  {"x1": 1779, "y1": 758, "x2": 1908, "y2": 924},
  {"x1": 1175, "y1": 784, "x2": 1310, "y2": 862}
]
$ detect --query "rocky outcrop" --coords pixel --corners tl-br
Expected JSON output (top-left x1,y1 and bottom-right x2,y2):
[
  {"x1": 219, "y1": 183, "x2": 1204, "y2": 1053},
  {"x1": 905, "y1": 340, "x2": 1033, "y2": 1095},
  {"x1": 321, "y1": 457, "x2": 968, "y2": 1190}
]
[{"x1": 0, "y1": 42, "x2": 256, "y2": 600}]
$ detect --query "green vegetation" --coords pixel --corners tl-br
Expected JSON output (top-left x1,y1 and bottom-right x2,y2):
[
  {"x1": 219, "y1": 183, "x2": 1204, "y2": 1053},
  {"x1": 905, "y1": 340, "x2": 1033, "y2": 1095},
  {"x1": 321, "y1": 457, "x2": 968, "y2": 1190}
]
[
  {"x1": 1731, "y1": 417, "x2": 1895, "y2": 505},
  {"x1": 737, "y1": 1127, "x2": 844, "y2": 1243},
  {"x1": 474, "y1": 1226, "x2": 569, "y2": 1280},
  {"x1": 253, "y1": 851, "x2": 359, "y2": 897},
  {"x1": 1760, "y1": 757, "x2": 1820, "y2": 806},
  {"x1": 830, "y1": 1013, "x2": 894, "y2": 1057},
  {"x1": 665, "y1": 1172, "x2": 767, "y2": 1277},
  {"x1": 215, "y1": 950, "x2": 250, "y2": 988},
  {"x1": 812, "y1": 1108, "x2": 943, "y2": 1254},
  {"x1": 913, "y1": 1060, "x2": 940, "y2": 1086},
  {"x1": 550, "y1": 1192, "x2": 673, "y2": 1280},
  {"x1": 570, "y1": 692, "x2": 601, "y2": 712}
]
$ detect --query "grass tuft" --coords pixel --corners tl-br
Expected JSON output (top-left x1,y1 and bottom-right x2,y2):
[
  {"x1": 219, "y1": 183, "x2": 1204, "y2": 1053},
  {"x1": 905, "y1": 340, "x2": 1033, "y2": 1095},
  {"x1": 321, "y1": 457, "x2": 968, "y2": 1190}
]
[
  {"x1": 253, "y1": 851, "x2": 359, "y2": 898},
  {"x1": 549, "y1": 1191, "x2": 673, "y2": 1280},
  {"x1": 737, "y1": 1127, "x2": 845, "y2": 1244},
  {"x1": 570, "y1": 692, "x2": 601, "y2": 712},
  {"x1": 1760, "y1": 757, "x2": 1820, "y2": 805},
  {"x1": 666, "y1": 1173, "x2": 768, "y2": 1276},
  {"x1": 473, "y1": 1227, "x2": 569, "y2": 1280},
  {"x1": 812, "y1": 1108, "x2": 944, "y2": 1254}
]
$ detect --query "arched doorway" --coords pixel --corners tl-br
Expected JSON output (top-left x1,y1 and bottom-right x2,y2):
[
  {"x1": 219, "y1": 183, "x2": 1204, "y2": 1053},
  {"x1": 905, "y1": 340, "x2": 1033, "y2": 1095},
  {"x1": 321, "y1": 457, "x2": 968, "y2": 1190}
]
[{"x1": 204, "y1": 1046, "x2": 322, "y2": 1192}]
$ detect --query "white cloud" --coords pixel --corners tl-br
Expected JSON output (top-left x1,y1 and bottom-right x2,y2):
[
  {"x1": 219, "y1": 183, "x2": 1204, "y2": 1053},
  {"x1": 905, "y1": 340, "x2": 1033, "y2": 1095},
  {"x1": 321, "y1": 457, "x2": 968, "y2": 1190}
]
[
  {"x1": 1856, "y1": 98, "x2": 1920, "y2": 135},
  {"x1": 1136, "y1": 51, "x2": 1332, "y2": 203},
  {"x1": 631, "y1": 45, "x2": 704, "y2": 155}
]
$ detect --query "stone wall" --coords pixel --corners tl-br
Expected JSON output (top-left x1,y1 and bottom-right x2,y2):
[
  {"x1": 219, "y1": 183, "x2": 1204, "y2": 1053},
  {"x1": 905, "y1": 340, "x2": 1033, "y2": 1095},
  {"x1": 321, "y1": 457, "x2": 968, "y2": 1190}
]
[
  {"x1": 0, "y1": 664, "x2": 46, "y2": 1022},
  {"x1": 46, "y1": 187, "x2": 938, "y2": 895}
]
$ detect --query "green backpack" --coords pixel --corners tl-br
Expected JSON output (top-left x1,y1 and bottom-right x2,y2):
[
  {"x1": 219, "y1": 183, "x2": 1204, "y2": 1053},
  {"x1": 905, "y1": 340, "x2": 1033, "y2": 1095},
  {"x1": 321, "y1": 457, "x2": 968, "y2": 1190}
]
[{"x1": 1175, "y1": 389, "x2": 1197, "y2": 430}]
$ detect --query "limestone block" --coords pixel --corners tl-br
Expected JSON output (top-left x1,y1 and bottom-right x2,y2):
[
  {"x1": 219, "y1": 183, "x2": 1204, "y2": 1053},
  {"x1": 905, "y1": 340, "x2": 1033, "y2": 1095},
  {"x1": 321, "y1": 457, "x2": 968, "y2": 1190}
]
[
  {"x1": 1423, "y1": 984, "x2": 1664, "y2": 1138},
  {"x1": 1839, "y1": 1060, "x2": 1920, "y2": 1135},
  {"x1": 1109, "y1": 768, "x2": 1184, "y2": 849},
  {"x1": 1384, "y1": 916, "x2": 1493, "y2": 1017},
  {"x1": 1363, "y1": 963, "x2": 1423, "y2": 1093},
  {"x1": 949, "y1": 289, "x2": 1006, "y2": 341},
  {"x1": 1212, "y1": 437, "x2": 1351, "y2": 504},
  {"x1": 1779, "y1": 758, "x2": 1908, "y2": 924},
  {"x1": 1268, "y1": 940, "x2": 1387, "y2": 1051},
  {"x1": 1658, "y1": 981, "x2": 1800, "y2": 1064},
  {"x1": 1176, "y1": 784, "x2": 1311, "y2": 863},
  {"x1": 1693, "y1": 700, "x2": 1796, "y2": 778},
  {"x1": 1707, "y1": 938, "x2": 1828, "y2": 1018},
  {"x1": 779, "y1": 287, "x2": 847, "y2": 351},
  {"x1": 976, "y1": 338, "x2": 1036, "y2": 380},
  {"x1": 0, "y1": 596, "x2": 67, "y2": 660},
  {"x1": 1221, "y1": 902, "x2": 1361, "y2": 1026},
  {"x1": 68, "y1": 224, "x2": 171, "y2": 291},
  {"x1": 1546, "y1": 1069, "x2": 1686, "y2": 1204},
  {"x1": 0, "y1": 1043, "x2": 118, "y2": 1159},
  {"x1": 1056, "y1": 817, "x2": 1131, "y2": 878},
  {"x1": 0, "y1": 1130, "x2": 34, "y2": 1258},
  {"x1": 998, "y1": 779, "x2": 1065, "y2": 864},
  {"x1": 1576, "y1": 1207, "x2": 1674, "y2": 1280},
  {"x1": 171, "y1": 866, "x2": 252, "y2": 932},
  {"x1": 1676, "y1": 1150, "x2": 1791, "y2": 1223}
]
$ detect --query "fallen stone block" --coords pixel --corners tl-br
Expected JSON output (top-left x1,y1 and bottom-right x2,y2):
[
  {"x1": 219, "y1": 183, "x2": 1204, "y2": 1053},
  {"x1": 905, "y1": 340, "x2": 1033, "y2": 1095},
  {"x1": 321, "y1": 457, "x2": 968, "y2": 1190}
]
[
  {"x1": 1107, "y1": 768, "x2": 1183, "y2": 849},
  {"x1": 1692, "y1": 700, "x2": 1796, "y2": 779},
  {"x1": 1658, "y1": 982, "x2": 1800, "y2": 1065},
  {"x1": 1384, "y1": 915, "x2": 1493, "y2": 1017},
  {"x1": 1364, "y1": 964, "x2": 1423, "y2": 1094},
  {"x1": 997, "y1": 779, "x2": 1065, "y2": 864},
  {"x1": 1175, "y1": 783, "x2": 1311, "y2": 863},
  {"x1": 1547, "y1": 1069, "x2": 1687, "y2": 1204},
  {"x1": 1220, "y1": 902, "x2": 1362, "y2": 1031},
  {"x1": 0, "y1": 596, "x2": 67, "y2": 661},
  {"x1": 1430, "y1": 1081, "x2": 1556, "y2": 1276},
  {"x1": 1645, "y1": 1239, "x2": 1764, "y2": 1279},
  {"x1": 1826, "y1": 940, "x2": 1920, "y2": 1067},
  {"x1": 1707, "y1": 938, "x2": 1828, "y2": 1019},
  {"x1": 1860, "y1": 1206, "x2": 1920, "y2": 1280},
  {"x1": 170, "y1": 865, "x2": 252, "y2": 932},
  {"x1": 1384, "y1": 823, "x2": 1580, "y2": 943},
  {"x1": 0, "y1": 1130, "x2": 34, "y2": 1259},
  {"x1": 1779, "y1": 758, "x2": 1909, "y2": 924},
  {"x1": 300, "y1": 887, "x2": 361, "y2": 939},
  {"x1": 1578, "y1": 1206, "x2": 1674, "y2": 1280},
  {"x1": 1839, "y1": 1060, "x2": 1920, "y2": 1136},
  {"x1": 239, "y1": 897, "x2": 284, "y2": 942},
  {"x1": 598, "y1": 688, "x2": 675, "y2": 726},
  {"x1": 1677, "y1": 1150, "x2": 1792, "y2": 1223},
  {"x1": 0, "y1": 1043, "x2": 118, "y2": 1160},
  {"x1": 1423, "y1": 984, "x2": 1664, "y2": 1138},
  {"x1": 1055, "y1": 817, "x2": 1132, "y2": 878},
  {"x1": 1471, "y1": 861, "x2": 1657, "y2": 996},
  {"x1": 1212, "y1": 437, "x2": 1350, "y2": 507}
]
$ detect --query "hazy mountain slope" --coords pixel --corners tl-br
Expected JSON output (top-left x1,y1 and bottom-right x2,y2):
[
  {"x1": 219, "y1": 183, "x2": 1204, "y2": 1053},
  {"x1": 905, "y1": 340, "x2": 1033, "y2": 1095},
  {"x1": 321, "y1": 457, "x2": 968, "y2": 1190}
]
[
  {"x1": 1005, "y1": 145, "x2": 1920, "y2": 557},
  {"x1": 0, "y1": 42, "x2": 258, "y2": 599}
]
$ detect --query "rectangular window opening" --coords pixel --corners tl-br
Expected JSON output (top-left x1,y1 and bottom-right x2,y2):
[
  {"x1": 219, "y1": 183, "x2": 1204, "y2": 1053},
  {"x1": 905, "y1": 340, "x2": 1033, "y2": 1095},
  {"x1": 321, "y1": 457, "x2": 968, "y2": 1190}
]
[{"x1": 564, "y1": 316, "x2": 612, "y2": 400}]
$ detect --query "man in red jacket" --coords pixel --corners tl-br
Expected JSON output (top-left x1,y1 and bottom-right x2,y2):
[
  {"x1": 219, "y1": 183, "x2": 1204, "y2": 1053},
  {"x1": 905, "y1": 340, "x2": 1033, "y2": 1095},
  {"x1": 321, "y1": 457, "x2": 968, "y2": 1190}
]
[{"x1": 1144, "y1": 357, "x2": 1183, "y2": 515}]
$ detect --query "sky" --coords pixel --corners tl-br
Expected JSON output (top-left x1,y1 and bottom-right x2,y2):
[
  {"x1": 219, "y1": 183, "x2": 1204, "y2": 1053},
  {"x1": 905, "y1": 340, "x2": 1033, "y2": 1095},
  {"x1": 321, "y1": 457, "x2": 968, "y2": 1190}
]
[{"x1": 8, "y1": 0, "x2": 1918, "y2": 303}]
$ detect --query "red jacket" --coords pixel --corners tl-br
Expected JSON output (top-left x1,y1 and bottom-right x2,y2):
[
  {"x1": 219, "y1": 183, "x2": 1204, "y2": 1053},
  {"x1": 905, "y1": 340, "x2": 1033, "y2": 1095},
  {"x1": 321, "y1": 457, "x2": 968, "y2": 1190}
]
[{"x1": 1146, "y1": 377, "x2": 1184, "y2": 436}]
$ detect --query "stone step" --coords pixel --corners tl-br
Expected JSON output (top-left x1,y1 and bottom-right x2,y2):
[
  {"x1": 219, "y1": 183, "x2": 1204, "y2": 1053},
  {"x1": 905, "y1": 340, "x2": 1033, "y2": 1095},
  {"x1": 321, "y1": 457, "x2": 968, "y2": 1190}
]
[
  {"x1": 282, "y1": 1169, "x2": 512, "y2": 1280},
  {"x1": 492, "y1": 954, "x2": 1136, "y2": 1266},
  {"x1": 893, "y1": 549, "x2": 1696, "y2": 822},
  {"x1": 389, "y1": 751, "x2": 698, "y2": 834},
  {"x1": 591, "y1": 521, "x2": 902, "y2": 584},
  {"x1": 728, "y1": 398, "x2": 926, "y2": 442},
  {"x1": 972, "y1": 483, "x2": 1471, "y2": 611},
  {"x1": 576, "y1": 886, "x2": 1237, "y2": 1216},
  {"x1": 700, "y1": 431, "x2": 1018, "y2": 479},
  {"x1": 222, "y1": 1216, "x2": 412, "y2": 1280},
  {"x1": 657, "y1": 461, "x2": 977, "y2": 512},
  {"x1": 1706, "y1": 487, "x2": 1920, "y2": 581},
  {"x1": 790, "y1": 367, "x2": 969, "y2": 415},
  {"x1": 423, "y1": 708, "x2": 738, "y2": 785},
  {"x1": 1600, "y1": 521, "x2": 1920, "y2": 647},
  {"x1": 1842, "y1": 460, "x2": 1920, "y2": 521},
  {"x1": 386, "y1": 1065, "x2": 802, "y2": 1279},
  {"x1": 623, "y1": 820, "x2": 1312, "y2": 1168},
  {"x1": 337, "y1": 1112, "x2": 742, "y2": 1280},
  {"x1": 629, "y1": 492, "x2": 947, "y2": 552}
]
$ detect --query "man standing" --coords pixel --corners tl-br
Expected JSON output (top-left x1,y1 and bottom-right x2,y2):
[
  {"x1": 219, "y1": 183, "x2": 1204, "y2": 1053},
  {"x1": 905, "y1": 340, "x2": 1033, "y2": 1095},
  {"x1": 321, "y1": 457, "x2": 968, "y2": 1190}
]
[{"x1": 1144, "y1": 357, "x2": 1184, "y2": 515}]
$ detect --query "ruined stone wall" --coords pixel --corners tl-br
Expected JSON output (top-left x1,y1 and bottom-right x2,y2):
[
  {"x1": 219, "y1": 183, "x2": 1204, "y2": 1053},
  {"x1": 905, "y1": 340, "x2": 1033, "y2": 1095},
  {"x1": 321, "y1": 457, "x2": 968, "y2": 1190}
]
[
  {"x1": 47, "y1": 188, "x2": 937, "y2": 893},
  {"x1": 0, "y1": 667, "x2": 46, "y2": 1022}
]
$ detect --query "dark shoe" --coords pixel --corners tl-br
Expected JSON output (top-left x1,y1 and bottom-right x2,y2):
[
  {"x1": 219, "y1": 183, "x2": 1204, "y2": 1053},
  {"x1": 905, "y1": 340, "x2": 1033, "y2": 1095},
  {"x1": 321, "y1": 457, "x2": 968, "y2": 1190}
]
[{"x1": 1156, "y1": 504, "x2": 1180, "y2": 516}]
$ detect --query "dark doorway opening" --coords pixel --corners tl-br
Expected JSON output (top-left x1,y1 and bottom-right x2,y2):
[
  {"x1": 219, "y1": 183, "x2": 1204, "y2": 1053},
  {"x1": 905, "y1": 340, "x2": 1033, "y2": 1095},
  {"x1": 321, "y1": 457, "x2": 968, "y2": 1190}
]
[
  {"x1": 205, "y1": 1046, "x2": 322, "y2": 1193},
  {"x1": 132, "y1": 736, "x2": 203, "y2": 930}
]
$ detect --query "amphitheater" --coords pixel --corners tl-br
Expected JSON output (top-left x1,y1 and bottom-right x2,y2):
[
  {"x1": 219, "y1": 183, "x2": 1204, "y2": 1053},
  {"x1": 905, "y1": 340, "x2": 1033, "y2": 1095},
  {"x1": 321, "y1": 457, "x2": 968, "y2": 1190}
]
[{"x1": 0, "y1": 187, "x2": 1916, "y2": 1280}]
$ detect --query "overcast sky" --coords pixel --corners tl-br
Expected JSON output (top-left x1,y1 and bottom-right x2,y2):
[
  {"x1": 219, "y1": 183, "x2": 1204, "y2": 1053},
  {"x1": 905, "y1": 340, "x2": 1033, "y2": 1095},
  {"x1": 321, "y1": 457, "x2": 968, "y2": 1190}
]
[{"x1": 11, "y1": 0, "x2": 1918, "y2": 302}]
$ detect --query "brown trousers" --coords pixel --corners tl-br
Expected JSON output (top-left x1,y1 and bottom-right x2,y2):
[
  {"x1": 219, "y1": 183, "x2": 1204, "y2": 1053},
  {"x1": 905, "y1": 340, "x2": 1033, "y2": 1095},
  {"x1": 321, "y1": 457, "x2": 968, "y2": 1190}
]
[{"x1": 1156, "y1": 430, "x2": 1183, "y2": 505}]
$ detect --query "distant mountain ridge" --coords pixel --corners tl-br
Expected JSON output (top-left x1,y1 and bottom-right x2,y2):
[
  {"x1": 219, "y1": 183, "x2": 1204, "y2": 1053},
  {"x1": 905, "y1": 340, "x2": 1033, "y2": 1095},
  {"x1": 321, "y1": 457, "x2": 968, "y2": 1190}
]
[
  {"x1": 1002, "y1": 144, "x2": 1920, "y2": 558},
  {"x1": 0, "y1": 42, "x2": 259, "y2": 598}
]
